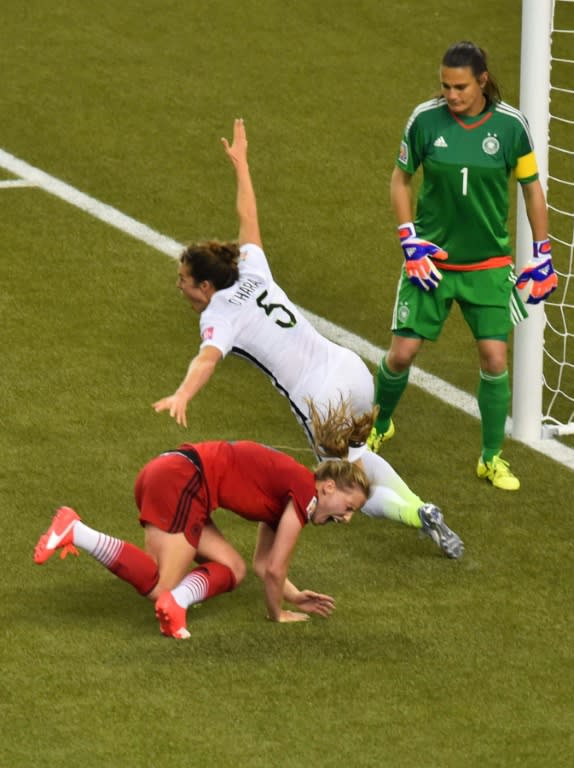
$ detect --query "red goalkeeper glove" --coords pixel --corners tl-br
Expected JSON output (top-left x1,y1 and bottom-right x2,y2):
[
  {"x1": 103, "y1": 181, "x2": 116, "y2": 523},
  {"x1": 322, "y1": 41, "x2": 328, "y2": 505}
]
[
  {"x1": 515, "y1": 239, "x2": 558, "y2": 305},
  {"x1": 398, "y1": 222, "x2": 448, "y2": 291}
]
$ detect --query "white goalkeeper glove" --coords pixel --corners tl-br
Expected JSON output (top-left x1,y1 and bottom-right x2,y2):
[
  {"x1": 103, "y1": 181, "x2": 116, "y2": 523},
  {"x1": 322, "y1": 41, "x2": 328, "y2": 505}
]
[
  {"x1": 398, "y1": 222, "x2": 448, "y2": 291},
  {"x1": 515, "y1": 239, "x2": 558, "y2": 305}
]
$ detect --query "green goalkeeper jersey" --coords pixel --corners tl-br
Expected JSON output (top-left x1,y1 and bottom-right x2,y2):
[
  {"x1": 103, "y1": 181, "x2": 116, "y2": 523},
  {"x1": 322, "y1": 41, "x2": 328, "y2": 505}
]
[{"x1": 397, "y1": 98, "x2": 539, "y2": 266}]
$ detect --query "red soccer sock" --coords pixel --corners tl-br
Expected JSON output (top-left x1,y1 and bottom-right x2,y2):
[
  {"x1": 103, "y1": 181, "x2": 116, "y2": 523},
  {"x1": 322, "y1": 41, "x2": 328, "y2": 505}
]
[
  {"x1": 171, "y1": 561, "x2": 237, "y2": 609},
  {"x1": 107, "y1": 541, "x2": 159, "y2": 596}
]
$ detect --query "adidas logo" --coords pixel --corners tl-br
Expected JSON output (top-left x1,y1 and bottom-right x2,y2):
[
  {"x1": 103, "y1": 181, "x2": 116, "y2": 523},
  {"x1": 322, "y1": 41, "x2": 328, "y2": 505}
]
[{"x1": 433, "y1": 136, "x2": 448, "y2": 148}]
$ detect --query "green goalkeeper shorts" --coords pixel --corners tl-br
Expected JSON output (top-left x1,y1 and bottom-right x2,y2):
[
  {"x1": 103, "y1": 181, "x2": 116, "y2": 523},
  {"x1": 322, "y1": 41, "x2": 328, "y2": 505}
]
[{"x1": 391, "y1": 265, "x2": 528, "y2": 341}]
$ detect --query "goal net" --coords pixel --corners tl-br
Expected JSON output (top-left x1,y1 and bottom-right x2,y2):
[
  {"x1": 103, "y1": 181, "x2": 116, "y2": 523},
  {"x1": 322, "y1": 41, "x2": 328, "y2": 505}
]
[
  {"x1": 543, "y1": 0, "x2": 574, "y2": 437},
  {"x1": 513, "y1": 0, "x2": 574, "y2": 441}
]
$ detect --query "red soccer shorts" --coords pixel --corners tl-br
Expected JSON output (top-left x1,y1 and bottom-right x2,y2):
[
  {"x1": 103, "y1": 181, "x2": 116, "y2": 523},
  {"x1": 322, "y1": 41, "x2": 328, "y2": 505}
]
[{"x1": 134, "y1": 452, "x2": 209, "y2": 547}]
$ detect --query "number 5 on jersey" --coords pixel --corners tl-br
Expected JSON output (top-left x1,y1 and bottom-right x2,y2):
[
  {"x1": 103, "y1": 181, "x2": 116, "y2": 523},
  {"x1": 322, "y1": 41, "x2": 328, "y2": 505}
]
[{"x1": 256, "y1": 291, "x2": 297, "y2": 328}]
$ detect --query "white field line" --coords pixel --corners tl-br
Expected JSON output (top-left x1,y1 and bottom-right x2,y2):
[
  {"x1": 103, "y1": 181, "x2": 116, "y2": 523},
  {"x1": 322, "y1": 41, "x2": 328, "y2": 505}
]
[
  {"x1": 1, "y1": 146, "x2": 573, "y2": 471},
  {"x1": 0, "y1": 179, "x2": 35, "y2": 188}
]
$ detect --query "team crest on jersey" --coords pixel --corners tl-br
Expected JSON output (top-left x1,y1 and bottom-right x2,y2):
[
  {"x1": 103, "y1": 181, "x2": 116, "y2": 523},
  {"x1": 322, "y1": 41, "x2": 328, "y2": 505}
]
[
  {"x1": 482, "y1": 133, "x2": 500, "y2": 156},
  {"x1": 397, "y1": 301, "x2": 410, "y2": 324},
  {"x1": 202, "y1": 326, "x2": 214, "y2": 340},
  {"x1": 398, "y1": 140, "x2": 409, "y2": 165}
]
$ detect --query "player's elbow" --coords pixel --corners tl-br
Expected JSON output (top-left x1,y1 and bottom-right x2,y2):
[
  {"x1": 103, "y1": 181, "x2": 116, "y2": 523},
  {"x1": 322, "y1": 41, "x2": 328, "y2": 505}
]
[{"x1": 228, "y1": 554, "x2": 248, "y2": 587}]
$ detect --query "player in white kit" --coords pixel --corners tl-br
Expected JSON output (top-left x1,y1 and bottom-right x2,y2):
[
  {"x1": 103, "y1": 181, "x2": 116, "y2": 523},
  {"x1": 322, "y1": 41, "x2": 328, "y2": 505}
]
[{"x1": 153, "y1": 119, "x2": 463, "y2": 559}]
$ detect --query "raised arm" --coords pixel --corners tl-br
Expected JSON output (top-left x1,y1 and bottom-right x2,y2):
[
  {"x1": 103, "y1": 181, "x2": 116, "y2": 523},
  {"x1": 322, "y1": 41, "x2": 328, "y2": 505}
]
[
  {"x1": 152, "y1": 345, "x2": 222, "y2": 427},
  {"x1": 221, "y1": 118, "x2": 262, "y2": 247}
]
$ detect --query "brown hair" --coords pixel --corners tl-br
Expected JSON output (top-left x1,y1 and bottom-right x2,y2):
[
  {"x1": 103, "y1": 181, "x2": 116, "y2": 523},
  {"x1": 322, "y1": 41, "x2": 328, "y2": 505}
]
[
  {"x1": 180, "y1": 240, "x2": 240, "y2": 290},
  {"x1": 307, "y1": 397, "x2": 377, "y2": 460},
  {"x1": 441, "y1": 41, "x2": 501, "y2": 103},
  {"x1": 314, "y1": 459, "x2": 371, "y2": 499}
]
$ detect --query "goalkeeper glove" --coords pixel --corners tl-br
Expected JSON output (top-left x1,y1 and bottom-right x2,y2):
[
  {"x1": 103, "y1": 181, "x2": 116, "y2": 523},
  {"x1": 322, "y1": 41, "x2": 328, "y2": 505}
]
[
  {"x1": 398, "y1": 222, "x2": 448, "y2": 291},
  {"x1": 515, "y1": 239, "x2": 558, "y2": 305}
]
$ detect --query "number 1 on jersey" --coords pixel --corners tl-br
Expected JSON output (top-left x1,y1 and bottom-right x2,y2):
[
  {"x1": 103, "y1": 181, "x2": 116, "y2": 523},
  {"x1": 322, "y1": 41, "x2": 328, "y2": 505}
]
[{"x1": 460, "y1": 167, "x2": 468, "y2": 197}]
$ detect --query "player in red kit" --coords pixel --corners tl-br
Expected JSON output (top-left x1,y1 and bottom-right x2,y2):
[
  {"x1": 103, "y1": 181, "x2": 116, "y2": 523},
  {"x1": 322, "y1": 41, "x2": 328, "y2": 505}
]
[{"x1": 34, "y1": 441, "x2": 369, "y2": 638}]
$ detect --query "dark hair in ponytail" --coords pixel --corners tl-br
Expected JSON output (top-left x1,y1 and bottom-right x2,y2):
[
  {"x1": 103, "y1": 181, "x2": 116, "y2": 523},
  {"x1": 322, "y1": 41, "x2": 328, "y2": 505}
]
[
  {"x1": 442, "y1": 41, "x2": 501, "y2": 103},
  {"x1": 180, "y1": 240, "x2": 240, "y2": 290}
]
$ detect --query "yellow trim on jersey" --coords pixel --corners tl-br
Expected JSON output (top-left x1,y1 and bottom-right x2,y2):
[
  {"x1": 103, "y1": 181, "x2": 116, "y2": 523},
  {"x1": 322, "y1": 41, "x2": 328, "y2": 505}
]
[{"x1": 515, "y1": 151, "x2": 538, "y2": 181}]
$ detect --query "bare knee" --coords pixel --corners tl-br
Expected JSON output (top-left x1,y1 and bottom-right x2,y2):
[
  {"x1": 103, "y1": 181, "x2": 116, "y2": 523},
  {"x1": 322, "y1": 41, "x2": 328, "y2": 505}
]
[
  {"x1": 478, "y1": 339, "x2": 508, "y2": 375},
  {"x1": 230, "y1": 555, "x2": 247, "y2": 587},
  {"x1": 387, "y1": 337, "x2": 421, "y2": 371}
]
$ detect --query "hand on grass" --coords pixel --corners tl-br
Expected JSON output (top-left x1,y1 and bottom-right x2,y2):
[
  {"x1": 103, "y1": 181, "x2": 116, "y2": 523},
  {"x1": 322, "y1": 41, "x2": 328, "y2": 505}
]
[
  {"x1": 290, "y1": 590, "x2": 336, "y2": 618},
  {"x1": 275, "y1": 610, "x2": 311, "y2": 623}
]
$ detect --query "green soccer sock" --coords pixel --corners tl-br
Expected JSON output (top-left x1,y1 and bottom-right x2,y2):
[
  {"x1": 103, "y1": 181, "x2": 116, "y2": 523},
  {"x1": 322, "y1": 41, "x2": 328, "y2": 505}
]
[
  {"x1": 373, "y1": 356, "x2": 410, "y2": 433},
  {"x1": 477, "y1": 369, "x2": 510, "y2": 462},
  {"x1": 363, "y1": 486, "x2": 423, "y2": 528}
]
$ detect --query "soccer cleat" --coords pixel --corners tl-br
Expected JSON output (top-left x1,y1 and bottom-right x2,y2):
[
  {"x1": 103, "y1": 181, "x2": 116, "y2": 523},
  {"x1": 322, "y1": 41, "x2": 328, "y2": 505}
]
[
  {"x1": 155, "y1": 591, "x2": 191, "y2": 640},
  {"x1": 476, "y1": 453, "x2": 520, "y2": 491},
  {"x1": 366, "y1": 420, "x2": 395, "y2": 454},
  {"x1": 418, "y1": 503, "x2": 464, "y2": 560},
  {"x1": 34, "y1": 506, "x2": 80, "y2": 564}
]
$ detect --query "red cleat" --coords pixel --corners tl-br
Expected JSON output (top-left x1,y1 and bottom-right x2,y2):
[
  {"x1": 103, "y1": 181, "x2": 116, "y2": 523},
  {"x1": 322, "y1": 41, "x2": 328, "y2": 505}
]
[
  {"x1": 34, "y1": 506, "x2": 80, "y2": 564},
  {"x1": 155, "y1": 591, "x2": 190, "y2": 640}
]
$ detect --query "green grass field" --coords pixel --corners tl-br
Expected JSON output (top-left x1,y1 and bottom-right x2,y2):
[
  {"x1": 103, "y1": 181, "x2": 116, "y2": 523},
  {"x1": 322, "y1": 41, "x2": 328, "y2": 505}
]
[{"x1": 2, "y1": 2, "x2": 573, "y2": 766}]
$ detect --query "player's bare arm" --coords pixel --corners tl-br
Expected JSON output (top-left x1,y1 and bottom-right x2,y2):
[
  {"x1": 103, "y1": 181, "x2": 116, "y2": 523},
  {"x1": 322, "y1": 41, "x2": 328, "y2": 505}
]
[
  {"x1": 390, "y1": 166, "x2": 414, "y2": 225},
  {"x1": 153, "y1": 345, "x2": 222, "y2": 427},
  {"x1": 516, "y1": 179, "x2": 557, "y2": 304},
  {"x1": 221, "y1": 118, "x2": 262, "y2": 248},
  {"x1": 253, "y1": 509, "x2": 311, "y2": 623},
  {"x1": 521, "y1": 179, "x2": 549, "y2": 241}
]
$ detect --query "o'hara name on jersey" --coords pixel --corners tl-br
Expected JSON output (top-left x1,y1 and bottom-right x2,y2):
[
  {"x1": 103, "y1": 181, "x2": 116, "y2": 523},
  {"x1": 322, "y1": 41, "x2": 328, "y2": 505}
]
[{"x1": 228, "y1": 278, "x2": 263, "y2": 306}]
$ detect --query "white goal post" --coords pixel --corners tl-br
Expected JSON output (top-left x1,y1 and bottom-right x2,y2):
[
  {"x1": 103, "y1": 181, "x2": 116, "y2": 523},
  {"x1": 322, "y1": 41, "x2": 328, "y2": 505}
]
[
  {"x1": 512, "y1": 0, "x2": 552, "y2": 442},
  {"x1": 513, "y1": 0, "x2": 574, "y2": 441}
]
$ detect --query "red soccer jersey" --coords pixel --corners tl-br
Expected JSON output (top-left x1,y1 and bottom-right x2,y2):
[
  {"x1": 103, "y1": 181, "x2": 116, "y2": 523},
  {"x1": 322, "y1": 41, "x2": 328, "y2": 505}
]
[{"x1": 187, "y1": 441, "x2": 316, "y2": 528}]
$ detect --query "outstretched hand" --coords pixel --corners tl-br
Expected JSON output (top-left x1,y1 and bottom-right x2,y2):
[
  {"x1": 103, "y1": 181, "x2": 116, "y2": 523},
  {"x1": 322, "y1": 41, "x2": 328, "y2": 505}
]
[
  {"x1": 221, "y1": 117, "x2": 248, "y2": 167},
  {"x1": 152, "y1": 392, "x2": 189, "y2": 427}
]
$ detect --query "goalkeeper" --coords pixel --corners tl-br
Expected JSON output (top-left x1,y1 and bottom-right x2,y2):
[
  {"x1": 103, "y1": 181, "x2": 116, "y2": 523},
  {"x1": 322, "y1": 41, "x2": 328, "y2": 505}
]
[{"x1": 369, "y1": 41, "x2": 558, "y2": 491}]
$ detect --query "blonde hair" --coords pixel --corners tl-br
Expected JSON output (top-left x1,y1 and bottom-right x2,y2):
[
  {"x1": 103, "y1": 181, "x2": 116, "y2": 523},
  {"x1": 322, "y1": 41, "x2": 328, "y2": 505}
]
[
  {"x1": 307, "y1": 397, "x2": 377, "y2": 460},
  {"x1": 314, "y1": 459, "x2": 371, "y2": 499}
]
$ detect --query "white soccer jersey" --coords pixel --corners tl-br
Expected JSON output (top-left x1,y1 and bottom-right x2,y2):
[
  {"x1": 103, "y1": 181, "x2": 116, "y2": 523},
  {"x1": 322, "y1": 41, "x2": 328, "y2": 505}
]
[{"x1": 199, "y1": 243, "x2": 373, "y2": 440}]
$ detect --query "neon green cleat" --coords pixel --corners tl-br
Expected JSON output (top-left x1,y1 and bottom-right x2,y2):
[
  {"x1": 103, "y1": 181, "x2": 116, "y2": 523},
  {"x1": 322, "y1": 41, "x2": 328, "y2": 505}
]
[
  {"x1": 367, "y1": 420, "x2": 395, "y2": 454},
  {"x1": 476, "y1": 453, "x2": 520, "y2": 491}
]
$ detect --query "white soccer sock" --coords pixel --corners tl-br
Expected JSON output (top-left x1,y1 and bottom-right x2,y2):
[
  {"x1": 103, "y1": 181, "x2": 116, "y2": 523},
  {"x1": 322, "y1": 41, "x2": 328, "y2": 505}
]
[
  {"x1": 72, "y1": 522, "x2": 123, "y2": 566},
  {"x1": 171, "y1": 570, "x2": 210, "y2": 609}
]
